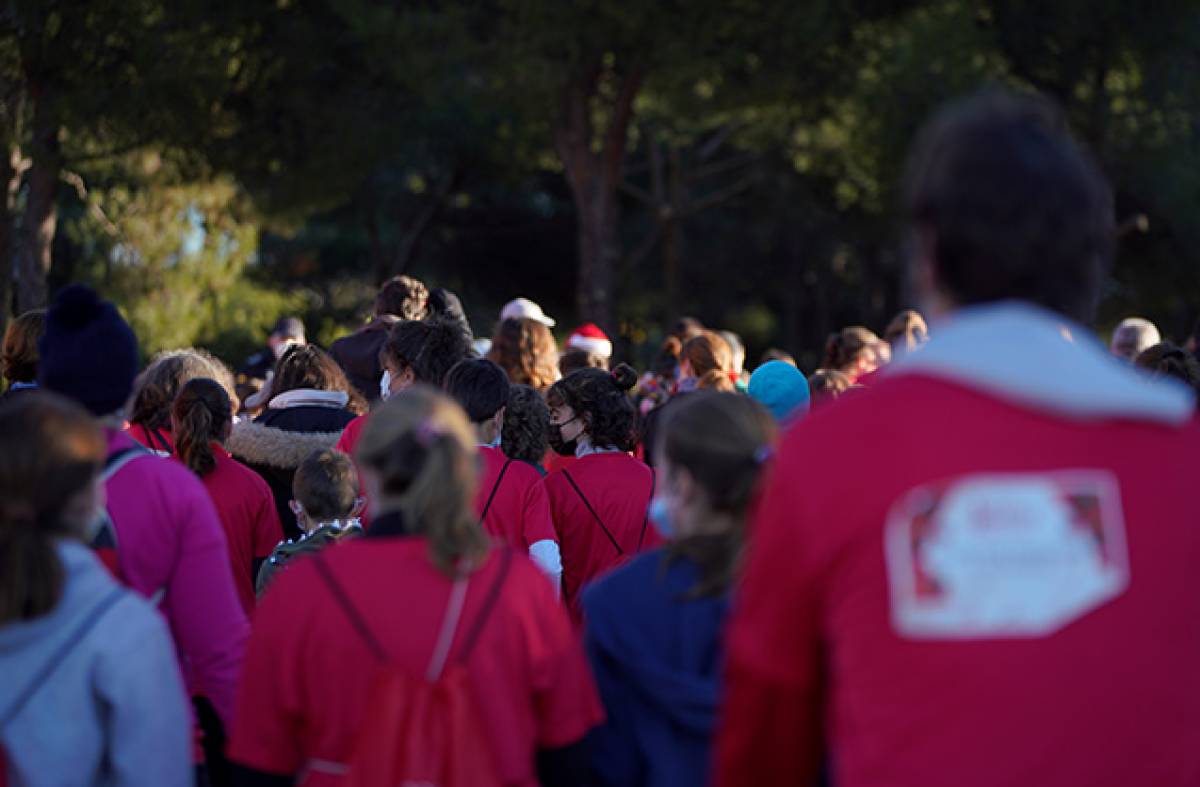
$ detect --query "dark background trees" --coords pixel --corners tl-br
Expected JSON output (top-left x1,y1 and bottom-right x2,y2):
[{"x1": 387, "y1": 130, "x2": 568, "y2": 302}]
[{"x1": 2, "y1": 0, "x2": 1199, "y2": 369}]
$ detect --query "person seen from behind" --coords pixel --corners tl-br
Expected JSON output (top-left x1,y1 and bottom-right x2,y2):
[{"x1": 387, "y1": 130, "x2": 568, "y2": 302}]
[
  {"x1": 228, "y1": 387, "x2": 602, "y2": 786},
  {"x1": 444, "y1": 359, "x2": 562, "y2": 587},
  {"x1": 0, "y1": 393, "x2": 191, "y2": 786},
  {"x1": 583, "y1": 392, "x2": 776, "y2": 787},
  {"x1": 330, "y1": 275, "x2": 430, "y2": 402},
  {"x1": 715, "y1": 89, "x2": 1200, "y2": 787},
  {"x1": 172, "y1": 378, "x2": 282, "y2": 615},
  {"x1": 255, "y1": 448, "x2": 363, "y2": 597}
]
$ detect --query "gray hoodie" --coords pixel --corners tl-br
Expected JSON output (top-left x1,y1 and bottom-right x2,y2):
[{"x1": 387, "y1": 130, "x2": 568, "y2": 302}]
[{"x1": 0, "y1": 540, "x2": 192, "y2": 786}]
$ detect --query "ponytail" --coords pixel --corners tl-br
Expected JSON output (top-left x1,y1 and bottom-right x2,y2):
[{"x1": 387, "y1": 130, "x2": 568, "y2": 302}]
[{"x1": 172, "y1": 378, "x2": 232, "y2": 478}]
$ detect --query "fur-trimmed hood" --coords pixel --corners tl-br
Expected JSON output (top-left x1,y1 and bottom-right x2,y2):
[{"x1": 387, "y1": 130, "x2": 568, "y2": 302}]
[{"x1": 227, "y1": 419, "x2": 344, "y2": 469}]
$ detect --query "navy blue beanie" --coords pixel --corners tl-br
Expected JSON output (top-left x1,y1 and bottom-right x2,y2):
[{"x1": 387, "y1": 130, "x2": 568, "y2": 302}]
[{"x1": 38, "y1": 285, "x2": 140, "y2": 416}]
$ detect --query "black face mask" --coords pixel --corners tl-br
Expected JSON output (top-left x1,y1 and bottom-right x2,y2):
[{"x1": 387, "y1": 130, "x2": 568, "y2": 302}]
[{"x1": 548, "y1": 415, "x2": 581, "y2": 457}]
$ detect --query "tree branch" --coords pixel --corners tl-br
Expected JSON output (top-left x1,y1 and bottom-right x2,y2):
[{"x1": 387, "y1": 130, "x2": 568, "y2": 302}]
[
  {"x1": 680, "y1": 175, "x2": 757, "y2": 217},
  {"x1": 618, "y1": 180, "x2": 654, "y2": 205},
  {"x1": 61, "y1": 170, "x2": 119, "y2": 237}
]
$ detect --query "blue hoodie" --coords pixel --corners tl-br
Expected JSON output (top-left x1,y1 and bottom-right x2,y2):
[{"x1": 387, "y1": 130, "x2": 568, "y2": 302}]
[
  {"x1": 0, "y1": 541, "x2": 191, "y2": 786},
  {"x1": 581, "y1": 548, "x2": 730, "y2": 787}
]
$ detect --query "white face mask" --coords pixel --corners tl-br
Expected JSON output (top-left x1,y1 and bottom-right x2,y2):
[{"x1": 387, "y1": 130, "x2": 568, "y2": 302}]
[{"x1": 380, "y1": 369, "x2": 393, "y2": 401}]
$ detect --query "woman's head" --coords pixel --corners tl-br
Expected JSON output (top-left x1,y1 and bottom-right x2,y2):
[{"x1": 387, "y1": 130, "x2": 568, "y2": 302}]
[
  {"x1": 172, "y1": 378, "x2": 233, "y2": 478},
  {"x1": 0, "y1": 393, "x2": 107, "y2": 623},
  {"x1": 128, "y1": 349, "x2": 237, "y2": 432},
  {"x1": 696, "y1": 369, "x2": 736, "y2": 393},
  {"x1": 808, "y1": 369, "x2": 853, "y2": 403},
  {"x1": 380, "y1": 318, "x2": 473, "y2": 399},
  {"x1": 273, "y1": 344, "x2": 366, "y2": 414},
  {"x1": 2, "y1": 309, "x2": 47, "y2": 386},
  {"x1": 679, "y1": 331, "x2": 733, "y2": 381},
  {"x1": 823, "y1": 326, "x2": 880, "y2": 379},
  {"x1": 545, "y1": 364, "x2": 639, "y2": 456},
  {"x1": 501, "y1": 385, "x2": 550, "y2": 466},
  {"x1": 354, "y1": 387, "x2": 487, "y2": 575},
  {"x1": 653, "y1": 392, "x2": 776, "y2": 597},
  {"x1": 487, "y1": 317, "x2": 559, "y2": 392}
]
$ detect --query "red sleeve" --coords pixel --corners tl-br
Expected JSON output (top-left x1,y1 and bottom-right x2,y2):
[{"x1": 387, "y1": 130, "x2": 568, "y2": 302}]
[
  {"x1": 517, "y1": 562, "x2": 604, "y2": 747},
  {"x1": 253, "y1": 480, "x2": 284, "y2": 559},
  {"x1": 712, "y1": 441, "x2": 824, "y2": 787},
  {"x1": 335, "y1": 416, "x2": 364, "y2": 455},
  {"x1": 227, "y1": 564, "x2": 311, "y2": 775},
  {"x1": 521, "y1": 475, "x2": 557, "y2": 548}
]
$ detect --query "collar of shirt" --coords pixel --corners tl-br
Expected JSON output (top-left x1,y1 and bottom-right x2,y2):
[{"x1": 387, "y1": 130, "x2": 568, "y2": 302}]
[
  {"x1": 575, "y1": 435, "x2": 623, "y2": 459},
  {"x1": 888, "y1": 300, "x2": 1194, "y2": 425}
]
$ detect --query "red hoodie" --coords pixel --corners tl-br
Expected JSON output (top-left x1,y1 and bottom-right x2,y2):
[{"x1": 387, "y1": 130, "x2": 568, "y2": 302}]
[{"x1": 714, "y1": 303, "x2": 1200, "y2": 787}]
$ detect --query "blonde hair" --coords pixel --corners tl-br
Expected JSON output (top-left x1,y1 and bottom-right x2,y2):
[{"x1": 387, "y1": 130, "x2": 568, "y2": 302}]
[{"x1": 354, "y1": 386, "x2": 488, "y2": 575}]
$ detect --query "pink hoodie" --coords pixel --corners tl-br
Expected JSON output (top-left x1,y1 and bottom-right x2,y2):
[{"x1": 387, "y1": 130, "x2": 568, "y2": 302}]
[{"x1": 105, "y1": 429, "x2": 248, "y2": 725}]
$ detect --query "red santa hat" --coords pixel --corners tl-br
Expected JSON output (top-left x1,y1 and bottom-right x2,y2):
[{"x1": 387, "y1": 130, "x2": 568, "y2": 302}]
[{"x1": 567, "y1": 323, "x2": 613, "y2": 359}]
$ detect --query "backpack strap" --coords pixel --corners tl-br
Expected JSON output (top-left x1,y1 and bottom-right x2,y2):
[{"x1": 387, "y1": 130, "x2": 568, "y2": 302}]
[
  {"x1": 637, "y1": 468, "x2": 657, "y2": 551},
  {"x1": 312, "y1": 555, "x2": 388, "y2": 662},
  {"x1": 0, "y1": 587, "x2": 126, "y2": 731},
  {"x1": 562, "y1": 470, "x2": 623, "y2": 556},
  {"x1": 480, "y1": 459, "x2": 513, "y2": 522},
  {"x1": 455, "y1": 548, "x2": 514, "y2": 663}
]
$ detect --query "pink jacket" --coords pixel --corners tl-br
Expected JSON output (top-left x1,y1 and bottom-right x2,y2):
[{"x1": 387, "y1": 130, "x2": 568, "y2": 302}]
[{"x1": 105, "y1": 429, "x2": 248, "y2": 725}]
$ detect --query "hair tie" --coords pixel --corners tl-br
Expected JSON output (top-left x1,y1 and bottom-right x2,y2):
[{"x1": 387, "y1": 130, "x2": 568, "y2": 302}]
[
  {"x1": 754, "y1": 446, "x2": 774, "y2": 465},
  {"x1": 414, "y1": 419, "x2": 445, "y2": 447}
]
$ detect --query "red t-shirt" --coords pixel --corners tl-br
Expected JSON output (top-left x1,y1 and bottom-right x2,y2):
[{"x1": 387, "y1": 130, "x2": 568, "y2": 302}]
[
  {"x1": 179, "y1": 445, "x2": 283, "y2": 615},
  {"x1": 714, "y1": 374, "x2": 1200, "y2": 787},
  {"x1": 335, "y1": 413, "x2": 367, "y2": 457},
  {"x1": 474, "y1": 446, "x2": 556, "y2": 550},
  {"x1": 541, "y1": 453, "x2": 660, "y2": 620},
  {"x1": 227, "y1": 537, "x2": 603, "y2": 785},
  {"x1": 543, "y1": 450, "x2": 577, "y2": 476}
]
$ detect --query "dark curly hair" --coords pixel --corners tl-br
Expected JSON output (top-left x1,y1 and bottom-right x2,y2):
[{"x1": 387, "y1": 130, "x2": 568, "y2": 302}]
[
  {"x1": 502, "y1": 384, "x2": 550, "y2": 466},
  {"x1": 381, "y1": 317, "x2": 473, "y2": 389},
  {"x1": 546, "y1": 363, "x2": 640, "y2": 452},
  {"x1": 374, "y1": 275, "x2": 429, "y2": 321}
]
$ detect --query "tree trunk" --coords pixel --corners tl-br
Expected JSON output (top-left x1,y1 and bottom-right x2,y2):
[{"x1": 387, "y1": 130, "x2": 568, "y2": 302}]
[
  {"x1": 0, "y1": 143, "x2": 22, "y2": 334},
  {"x1": 555, "y1": 66, "x2": 642, "y2": 335},
  {"x1": 15, "y1": 92, "x2": 59, "y2": 314}
]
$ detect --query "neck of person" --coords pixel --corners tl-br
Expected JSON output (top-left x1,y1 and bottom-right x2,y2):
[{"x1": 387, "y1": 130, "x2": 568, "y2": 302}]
[{"x1": 475, "y1": 419, "x2": 501, "y2": 447}]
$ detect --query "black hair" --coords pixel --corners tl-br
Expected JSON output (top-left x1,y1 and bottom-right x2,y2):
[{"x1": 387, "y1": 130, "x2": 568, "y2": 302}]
[
  {"x1": 905, "y1": 89, "x2": 1114, "y2": 322},
  {"x1": 502, "y1": 385, "x2": 550, "y2": 466},
  {"x1": 443, "y1": 359, "x2": 511, "y2": 423},
  {"x1": 545, "y1": 363, "x2": 640, "y2": 451},
  {"x1": 382, "y1": 317, "x2": 473, "y2": 389}
]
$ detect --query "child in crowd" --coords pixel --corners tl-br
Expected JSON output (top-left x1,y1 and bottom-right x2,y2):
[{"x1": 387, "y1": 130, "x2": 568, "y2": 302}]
[
  {"x1": 228, "y1": 387, "x2": 602, "y2": 786},
  {"x1": 172, "y1": 378, "x2": 282, "y2": 615},
  {"x1": 584, "y1": 392, "x2": 776, "y2": 787},
  {"x1": 541, "y1": 365, "x2": 660, "y2": 620},
  {"x1": 256, "y1": 448, "x2": 363, "y2": 597},
  {"x1": 0, "y1": 393, "x2": 191, "y2": 786},
  {"x1": 444, "y1": 359, "x2": 561, "y2": 586}
]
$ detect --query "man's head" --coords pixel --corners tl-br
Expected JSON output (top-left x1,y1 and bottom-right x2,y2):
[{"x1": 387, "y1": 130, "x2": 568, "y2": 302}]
[
  {"x1": 905, "y1": 89, "x2": 1114, "y2": 323},
  {"x1": 268, "y1": 316, "x2": 306, "y2": 358},
  {"x1": 1111, "y1": 317, "x2": 1161, "y2": 361},
  {"x1": 374, "y1": 276, "x2": 430, "y2": 321},
  {"x1": 443, "y1": 358, "x2": 511, "y2": 444}
]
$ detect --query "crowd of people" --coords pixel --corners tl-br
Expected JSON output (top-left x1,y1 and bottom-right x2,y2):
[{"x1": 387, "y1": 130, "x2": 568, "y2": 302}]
[{"x1": 1, "y1": 89, "x2": 1199, "y2": 787}]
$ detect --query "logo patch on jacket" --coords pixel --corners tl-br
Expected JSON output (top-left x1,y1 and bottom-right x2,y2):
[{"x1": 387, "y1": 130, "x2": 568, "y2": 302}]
[{"x1": 885, "y1": 471, "x2": 1129, "y2": 639}]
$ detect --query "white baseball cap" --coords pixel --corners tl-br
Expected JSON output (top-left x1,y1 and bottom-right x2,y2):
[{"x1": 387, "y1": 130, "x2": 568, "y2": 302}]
[{"x1": 500, "y1": 297, "x2": 556, "y2": 327}]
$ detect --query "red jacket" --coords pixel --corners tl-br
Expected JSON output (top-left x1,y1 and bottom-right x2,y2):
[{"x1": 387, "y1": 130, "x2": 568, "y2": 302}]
[
  {"x1": 541, "y1": 452, "x2": 660, "y2": 620},
  {"x1": 715, "y1": 303, "x2": 1200, "y2": 787},
  {"x1": 180, "y1": 445, "x2": 283, "y2": 615}
]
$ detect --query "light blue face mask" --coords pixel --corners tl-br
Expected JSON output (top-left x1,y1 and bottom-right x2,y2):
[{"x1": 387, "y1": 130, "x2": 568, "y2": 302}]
[
  {"x1": 379, "y1": 369, "x2": 392, "y2": 402},
  {"x1": 648, "y1": 496, "x2": 673, "y2": 539}
]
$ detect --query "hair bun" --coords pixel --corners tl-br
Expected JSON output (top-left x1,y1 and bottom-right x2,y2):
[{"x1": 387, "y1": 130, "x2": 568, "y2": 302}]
[{"x1": 610, "y1": 363, "x2": 638, "y2": 392}]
